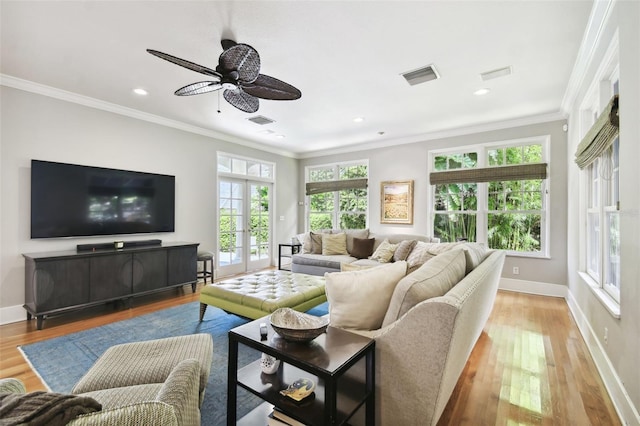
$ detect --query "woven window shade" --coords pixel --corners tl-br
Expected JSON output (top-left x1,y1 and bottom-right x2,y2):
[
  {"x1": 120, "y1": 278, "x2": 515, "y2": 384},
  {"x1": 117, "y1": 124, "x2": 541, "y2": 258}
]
[
  {"x1": 575, "y1": 95, "x2": 619, "y2": 169},
  {"x1": 305, "y1": 178, "x2": 368, "y2": 196},
  {"x1": 430, "y1": 163, "x2": 547, "y2": 185}
]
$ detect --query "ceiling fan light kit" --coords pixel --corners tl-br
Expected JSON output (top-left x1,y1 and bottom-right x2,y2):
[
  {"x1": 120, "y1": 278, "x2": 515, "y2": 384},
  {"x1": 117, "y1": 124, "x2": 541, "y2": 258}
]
[{"x1": 147, "y1": 39, "x2": 301, "y2": 113}]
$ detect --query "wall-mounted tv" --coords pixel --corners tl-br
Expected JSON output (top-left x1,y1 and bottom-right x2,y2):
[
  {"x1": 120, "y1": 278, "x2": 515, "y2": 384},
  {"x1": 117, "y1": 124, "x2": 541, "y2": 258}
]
[{"x1": 31, "y1": 160, "x2": 175, "y2": 239}]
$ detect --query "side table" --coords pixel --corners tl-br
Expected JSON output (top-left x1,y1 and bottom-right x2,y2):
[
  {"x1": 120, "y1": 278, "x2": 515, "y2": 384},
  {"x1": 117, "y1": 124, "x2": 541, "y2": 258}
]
[
  {"x1": 228, "y1": 317, "x2": 375, "y2": 425},
  {"x1": 278, "y1": 243, "x2": 302, "y2": 271}
]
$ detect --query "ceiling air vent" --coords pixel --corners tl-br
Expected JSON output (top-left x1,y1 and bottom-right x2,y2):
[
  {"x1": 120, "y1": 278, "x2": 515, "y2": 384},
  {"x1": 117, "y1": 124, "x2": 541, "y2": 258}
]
[
  {"x1": 247, "y1": 115, "x2": 275, "y2": 125},
  {"x1": 401, "y1": 64, "x2": 440, "y2": 86},
  {"x1": 480, "y1": 66, "x2": 512, "y2": 81}
]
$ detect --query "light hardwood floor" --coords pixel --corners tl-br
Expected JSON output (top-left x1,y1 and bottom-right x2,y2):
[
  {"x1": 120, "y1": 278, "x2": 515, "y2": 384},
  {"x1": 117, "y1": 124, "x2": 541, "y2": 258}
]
[{"x1": 0, "y1": 283, "x2": 620, "y2": 425}]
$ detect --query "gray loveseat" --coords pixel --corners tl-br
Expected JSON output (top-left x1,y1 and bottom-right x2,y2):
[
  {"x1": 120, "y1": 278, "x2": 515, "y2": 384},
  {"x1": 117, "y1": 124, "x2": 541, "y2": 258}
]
[{"x1": 291, "y1": 229, "x2": 439, "y2": 275}]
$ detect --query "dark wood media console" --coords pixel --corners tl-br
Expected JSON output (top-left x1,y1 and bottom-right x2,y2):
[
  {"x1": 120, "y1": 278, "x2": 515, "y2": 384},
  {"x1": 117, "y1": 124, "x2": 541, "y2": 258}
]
[{"x1": 22, "y1": 241, "x2": 199, "y2": 329}]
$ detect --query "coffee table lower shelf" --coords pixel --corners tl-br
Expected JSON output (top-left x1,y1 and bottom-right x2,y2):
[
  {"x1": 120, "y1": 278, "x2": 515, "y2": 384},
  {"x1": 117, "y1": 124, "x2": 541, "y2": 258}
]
[
  {"x1": 236, "y1": 359, "x2": 368, "y2": 425},
  {"x1": 228, "y1": 319, "x2": 375, "y2": 426}
]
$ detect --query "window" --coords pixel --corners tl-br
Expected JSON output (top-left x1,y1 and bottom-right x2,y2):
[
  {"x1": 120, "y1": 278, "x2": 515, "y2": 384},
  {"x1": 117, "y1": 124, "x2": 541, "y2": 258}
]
[
  {"x1": 306, "y1": 161, "x2": 368, "y2": 231},
  {"x1": 430, "y1": 138, "x2": 549, "y2": 256},
  {"x1": 582, "y1": 76, "x2": 620, "y2": 303},
  {"x1": 218, "y1": 153, "x2": 274, "y2": 180}
]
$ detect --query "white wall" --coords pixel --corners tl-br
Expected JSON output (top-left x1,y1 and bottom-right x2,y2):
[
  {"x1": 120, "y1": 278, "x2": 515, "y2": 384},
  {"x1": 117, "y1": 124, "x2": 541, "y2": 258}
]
[
  {"x1": 0, "y1": 86, "x2": 299, "y2": 322},
  {"x1": 565, "y1": 1, "x2": 640, "y2": 423},
  {"x1": 298, "y1": 119, "x2": 568, "y2": 288}
]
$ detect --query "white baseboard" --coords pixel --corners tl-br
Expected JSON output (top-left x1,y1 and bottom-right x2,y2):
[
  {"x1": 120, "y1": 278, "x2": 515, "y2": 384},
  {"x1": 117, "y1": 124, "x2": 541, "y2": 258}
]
[
  {"x1": 566, "y1": 291, "x2": 640, "y2": 426},
  {"x1": 0, "y1": 304, "x2": 27, "y2": 326},
  {"x1": 499, "y1": 277, "x2": 568, "y2": 298}
]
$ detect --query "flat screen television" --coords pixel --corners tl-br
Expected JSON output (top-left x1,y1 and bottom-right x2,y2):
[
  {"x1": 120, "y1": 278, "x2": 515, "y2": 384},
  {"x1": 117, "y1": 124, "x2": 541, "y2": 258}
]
[{"x1": 31, "y1": 160, "x2": 175, "y2": 239}]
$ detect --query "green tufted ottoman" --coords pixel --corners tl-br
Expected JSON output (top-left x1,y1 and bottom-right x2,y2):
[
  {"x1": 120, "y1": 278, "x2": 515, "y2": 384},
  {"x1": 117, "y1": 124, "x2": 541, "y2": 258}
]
[{"x1": 199, "y1": 270, "x2": 327, "y2": 320}]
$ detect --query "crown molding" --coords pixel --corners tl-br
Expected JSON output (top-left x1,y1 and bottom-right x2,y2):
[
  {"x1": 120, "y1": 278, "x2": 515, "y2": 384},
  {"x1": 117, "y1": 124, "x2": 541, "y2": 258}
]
[
  {"x1": 560, "y1": 0, "x2": 617, "y2": 114},
  {"x1": 296, "y1": 110, "x2": 566, "y2": 159},
  {"x1": 0, "y1": 74, "x2": 297, "y2": 159}
]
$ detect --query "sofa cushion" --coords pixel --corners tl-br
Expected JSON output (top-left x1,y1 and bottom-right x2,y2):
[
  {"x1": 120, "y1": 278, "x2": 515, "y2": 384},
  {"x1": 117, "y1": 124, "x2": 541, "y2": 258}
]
[
  {"x1": 370, "y1": 239, "x2": 397, "y2": 263},
  {"x1": 459, "y1": 243, "x2": 489, "y2": 275},
  {"x1": 322, "y1": 233, "x2": 348, "y2": 255},
  {"x1": 393, "y1": 239, "x2": 417, "y2": 262},
  {"x1": 382, "y1": 248, "x2": 466, "y2": 327},
  {"x1": 340, "y1": 262, "x2": 376, "y2": 271},
  {"x1": 325, "y1": 261, "x2": 407, "y2": 330},
  {"x1": 350, "y1": 237, "x2": 375, "y2": 259}
]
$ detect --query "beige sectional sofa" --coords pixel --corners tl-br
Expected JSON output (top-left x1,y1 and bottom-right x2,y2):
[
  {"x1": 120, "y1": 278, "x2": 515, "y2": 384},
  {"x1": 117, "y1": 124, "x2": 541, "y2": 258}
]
[
  {"x1": 323, "y1": 243, "x2": 506, "y2": 426},
  {"x1": 291, "y1": 229, "x2": 440, "y2": 275}
]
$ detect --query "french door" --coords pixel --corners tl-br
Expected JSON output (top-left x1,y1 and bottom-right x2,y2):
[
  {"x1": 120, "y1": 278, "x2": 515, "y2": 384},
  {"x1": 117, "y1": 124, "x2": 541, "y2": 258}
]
[{"x1": 218, "y1": 178, "x2": 272, "y2": 277}]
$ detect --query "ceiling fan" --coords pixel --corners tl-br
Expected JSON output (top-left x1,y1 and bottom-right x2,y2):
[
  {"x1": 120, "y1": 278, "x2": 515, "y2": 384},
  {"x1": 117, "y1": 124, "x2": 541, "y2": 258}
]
[{"x1": 147, "y1": 39, "x2": 302, "y2": 113}]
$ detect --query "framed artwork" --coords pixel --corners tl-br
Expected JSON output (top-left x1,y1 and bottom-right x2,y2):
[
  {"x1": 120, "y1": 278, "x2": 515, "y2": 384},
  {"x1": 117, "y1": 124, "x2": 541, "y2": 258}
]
[{"x1": 380, "y1": 180, "x2": 414, "y2": 224}]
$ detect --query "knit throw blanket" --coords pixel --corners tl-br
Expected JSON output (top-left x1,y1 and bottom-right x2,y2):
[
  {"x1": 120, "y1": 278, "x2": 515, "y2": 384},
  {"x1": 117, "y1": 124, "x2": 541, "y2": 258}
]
[{"x1": 0, "y1": 391, "x2": 101, "y2": 426}]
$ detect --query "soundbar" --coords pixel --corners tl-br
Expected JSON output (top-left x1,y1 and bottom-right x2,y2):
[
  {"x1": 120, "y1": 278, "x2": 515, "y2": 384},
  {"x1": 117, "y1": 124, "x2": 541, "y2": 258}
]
[{"x1": 77, "y1": 239, "x2": 162, "y2": 252}]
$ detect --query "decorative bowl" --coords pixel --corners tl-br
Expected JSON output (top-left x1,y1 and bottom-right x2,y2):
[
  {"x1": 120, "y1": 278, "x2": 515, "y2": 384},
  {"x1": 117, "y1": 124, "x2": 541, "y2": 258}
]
[{"x1": 269, "y1": 308, "x2": 329, "y2": 343}]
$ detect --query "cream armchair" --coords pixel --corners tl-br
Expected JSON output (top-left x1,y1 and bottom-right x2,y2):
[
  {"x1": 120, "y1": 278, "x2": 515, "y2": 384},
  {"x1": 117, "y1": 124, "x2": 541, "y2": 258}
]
[
  {"x1": 0, "y1": 334, "x2": 213, "y2": 426},
  {"x1": 0, "y1": 359, "x2": 199, "y2": 426}
]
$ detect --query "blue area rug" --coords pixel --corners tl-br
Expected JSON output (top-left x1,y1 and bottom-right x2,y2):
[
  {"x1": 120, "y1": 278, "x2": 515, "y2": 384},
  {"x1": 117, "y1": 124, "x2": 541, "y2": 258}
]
[{"x1": 19, "y1": 301, "x2": 329, "y2": 425}]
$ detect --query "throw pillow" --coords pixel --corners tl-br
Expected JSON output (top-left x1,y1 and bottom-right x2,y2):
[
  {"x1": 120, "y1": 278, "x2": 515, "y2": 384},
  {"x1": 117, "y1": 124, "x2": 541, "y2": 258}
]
[
  {"x1": 382, "y1": 248, "x2": 466, "y2": 327},
  {"x1": 322, "y1": 233, "x2": 348, "y2": 255},
  {"x1": 370, "y1": 239, "x2": 397, "y2": 263},
  {"x1": 393, "y1": 239, "x2": 417, "y2": 262},
  {"x1": 405, "y1": 241, "x2": 438, "y2": 271},
  {"x1": 325, "y1": 261, "x2": 407, "y2": 330},
  {"x1": 342, "y1": 228, "x2": 369, "y2": 254},
  {"x1": 297, "y1": 232, "x2": 312, "y2": 254},
  {"x1": 309, "y1": 232, "x2": 324, "y2": 254},
  {"x1": 350, "y1": 237, "x2": 375, "y2": 259}
]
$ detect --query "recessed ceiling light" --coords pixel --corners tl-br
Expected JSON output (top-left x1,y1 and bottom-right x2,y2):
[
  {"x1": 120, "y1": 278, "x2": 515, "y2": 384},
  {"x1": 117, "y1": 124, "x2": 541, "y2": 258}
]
[
  {"x1": 353, "y1": 117, "x2": 365, "y2": 123},
  {"x1": 275, "y1": 134, "x2": 286, "y2": 139},
  {"x1": 133, "y1": 88, "x2": 148, "y2": 96},
  {"x1": 258, "y1": 129, "x2": 275, "y2": 135},
  {"x1": 474, "y1": 88, "x2": 490, "y2": 96}
]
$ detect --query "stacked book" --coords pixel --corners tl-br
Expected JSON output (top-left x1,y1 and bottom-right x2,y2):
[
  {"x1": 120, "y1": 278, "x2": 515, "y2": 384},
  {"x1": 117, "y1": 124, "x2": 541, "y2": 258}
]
[{"x1": 267, "y1": 408, "x2": 306, "y2": 426}]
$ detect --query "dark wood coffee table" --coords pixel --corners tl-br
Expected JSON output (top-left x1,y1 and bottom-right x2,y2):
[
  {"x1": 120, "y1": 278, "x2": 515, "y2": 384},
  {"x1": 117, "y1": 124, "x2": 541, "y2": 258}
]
[{"x1": 228, "y1": 317, "x2": 375, "y2": 425}]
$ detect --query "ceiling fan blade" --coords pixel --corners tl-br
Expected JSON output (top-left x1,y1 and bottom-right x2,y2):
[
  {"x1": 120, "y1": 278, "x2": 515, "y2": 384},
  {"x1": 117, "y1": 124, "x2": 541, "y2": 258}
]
[
  {"x1": 174, "y1": 81, "x2": 222, "y2": 96},
  {"x1": 147, "y1": 49, "x2": 221, "y2": 78},
  {"x1": 218, "y1": 44, "x2": 260, "y2": 84},
  {"x1": 242, "y1": 74, "x2": 302, "y2": 100},
  {"x1": 221, "y1": 39, "x2": 237, "y2": 51},
  {"x1": 223, "y1": 88, "x2": 259, "y2": 113}
]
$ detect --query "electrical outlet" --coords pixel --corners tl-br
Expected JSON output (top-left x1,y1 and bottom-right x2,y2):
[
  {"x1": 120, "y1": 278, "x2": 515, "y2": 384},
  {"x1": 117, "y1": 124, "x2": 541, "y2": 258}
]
[
  {"x1": 604, "y1": 327, "x2": 608, "y2": 345},
  {"x1": 512, "y1": 266, "x2": 520, "y2": 275}
]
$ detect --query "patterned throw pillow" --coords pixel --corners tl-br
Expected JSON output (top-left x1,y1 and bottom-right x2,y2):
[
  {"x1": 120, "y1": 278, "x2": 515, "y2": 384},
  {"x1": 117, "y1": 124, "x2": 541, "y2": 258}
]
[
  {"x1": 370, "y1": 239, "x2": 398, "y2": 263},
  {"x1": 393, "y1": 239, "x2": 417, "y2": 262},
  {"x1": 322, "y1": 233, "x2": 348, "y2": 255},
  {"x1": 406, "y1": 241, "x2": 465, "y2": 272},
  {"x1": 297, "y1": 232, "x2": 312, "y2": 254}
]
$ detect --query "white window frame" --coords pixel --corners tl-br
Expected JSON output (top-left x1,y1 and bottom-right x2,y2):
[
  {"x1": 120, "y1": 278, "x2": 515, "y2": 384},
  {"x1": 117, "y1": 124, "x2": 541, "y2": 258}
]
[
  {"x1": 578, "y1": 31, "x2": 623, "y2": 312},
  {"x1": 428, "y1": 136, "x2": 550, "y2": 258},
  {"x1": 579, "y1": 63, "x2": 620, "y2": 306},
  {"x1": 305, "y1": 160, "x2": 369, "y2": 230}
]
